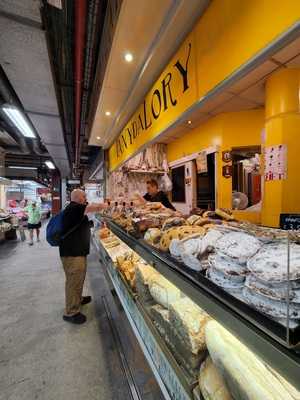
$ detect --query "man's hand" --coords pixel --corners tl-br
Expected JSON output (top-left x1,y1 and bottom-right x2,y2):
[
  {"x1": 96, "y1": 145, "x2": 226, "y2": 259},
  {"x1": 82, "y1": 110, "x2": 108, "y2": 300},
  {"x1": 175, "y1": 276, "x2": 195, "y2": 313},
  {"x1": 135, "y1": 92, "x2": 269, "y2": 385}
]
[{"x1": 85, "y1": 202, "x2": 107, "y2": 214}]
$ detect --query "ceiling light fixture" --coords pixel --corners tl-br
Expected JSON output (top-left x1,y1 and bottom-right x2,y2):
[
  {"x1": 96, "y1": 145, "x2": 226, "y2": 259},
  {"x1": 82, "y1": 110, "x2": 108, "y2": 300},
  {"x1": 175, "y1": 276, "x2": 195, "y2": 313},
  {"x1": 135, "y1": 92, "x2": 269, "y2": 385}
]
[
  {"x1": 124, "y1": 52, "x2": 133, "y2": 63},
  {"x1": 105, "y1": 111, "x2": 111, "y2": 116},
  {"x1": 2, "y1": 105, "x2": 36, "y2": 138},
  {"x1": 8, "y1": 166, "x2": 37, "y2": 170},
  {"x1": 187, "y1": 120, "x2": 192, "y2": 125},
  {"x1": 97, "y1": 136, "x2": 101, "y2": 140},
  {"x1": 45, "y1": 161, "x2": 55, "y2": 170}
]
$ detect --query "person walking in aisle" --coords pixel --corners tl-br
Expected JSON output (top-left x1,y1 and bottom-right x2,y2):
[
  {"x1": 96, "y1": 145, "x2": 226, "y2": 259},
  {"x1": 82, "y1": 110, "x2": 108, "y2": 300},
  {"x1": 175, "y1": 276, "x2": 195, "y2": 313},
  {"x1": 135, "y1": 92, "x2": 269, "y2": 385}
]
[
  {"x1": 25, "y1": 201, "x2": 42, "y2": 245},
  {"x1": 59, "y1": 189, "x2": 106, "y2": 325}
]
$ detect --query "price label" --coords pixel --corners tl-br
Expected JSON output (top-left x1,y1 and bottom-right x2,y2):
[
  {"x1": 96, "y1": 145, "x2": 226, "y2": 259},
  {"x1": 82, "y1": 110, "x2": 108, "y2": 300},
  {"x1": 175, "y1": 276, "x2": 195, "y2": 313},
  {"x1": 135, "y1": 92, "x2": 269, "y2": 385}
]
[{"x1": 280, "y1": 214, "x2": 300, "y2": 230}]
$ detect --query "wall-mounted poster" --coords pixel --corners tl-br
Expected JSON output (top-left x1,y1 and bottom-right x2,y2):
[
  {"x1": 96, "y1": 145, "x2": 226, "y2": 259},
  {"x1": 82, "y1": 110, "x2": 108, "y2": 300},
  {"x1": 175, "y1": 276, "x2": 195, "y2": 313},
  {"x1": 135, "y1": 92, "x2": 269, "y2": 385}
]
[
  {"x1": 196, "y1": 151, "x2": 208, "y2": 173},
  {"x1": 264, "y1": 144, "x2": 287, "y2": 181}
]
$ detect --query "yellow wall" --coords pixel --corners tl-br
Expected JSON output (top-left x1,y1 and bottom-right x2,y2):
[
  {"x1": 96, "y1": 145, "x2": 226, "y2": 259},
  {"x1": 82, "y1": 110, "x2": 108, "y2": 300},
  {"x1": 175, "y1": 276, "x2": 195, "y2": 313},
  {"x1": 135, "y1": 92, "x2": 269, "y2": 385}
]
[
  {"x1": 195, "y1": 0, "x2": 300, "y2": 99},
  {"x1": 167, "y1": 109, "x2": 264, "y2": 221}
]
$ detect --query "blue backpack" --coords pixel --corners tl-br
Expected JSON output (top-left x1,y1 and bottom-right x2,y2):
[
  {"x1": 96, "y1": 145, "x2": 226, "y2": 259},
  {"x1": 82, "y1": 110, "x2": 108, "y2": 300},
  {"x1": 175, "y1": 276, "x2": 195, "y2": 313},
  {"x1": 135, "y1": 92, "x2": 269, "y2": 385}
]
[
  {"x1": 46, "y1": 211, "x2": 64, "y2": 246},
  {"x1": 46, "y1": 210, "x2": 84, "y2": 247}
]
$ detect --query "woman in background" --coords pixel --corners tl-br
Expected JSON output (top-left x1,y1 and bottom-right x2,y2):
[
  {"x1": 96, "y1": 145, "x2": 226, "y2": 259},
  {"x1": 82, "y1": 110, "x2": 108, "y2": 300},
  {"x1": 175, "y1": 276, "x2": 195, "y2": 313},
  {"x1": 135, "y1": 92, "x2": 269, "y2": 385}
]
[{"x1": 25, "y1": 201, "x2": 42, "y2": 245}]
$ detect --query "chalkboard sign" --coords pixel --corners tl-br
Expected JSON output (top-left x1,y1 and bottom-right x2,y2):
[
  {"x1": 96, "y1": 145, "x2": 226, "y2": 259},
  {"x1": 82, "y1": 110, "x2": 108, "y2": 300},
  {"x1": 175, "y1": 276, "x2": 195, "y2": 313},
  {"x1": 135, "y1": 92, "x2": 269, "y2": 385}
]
[{"x1": 280, "y1": 214, "x2": 300, "y2": 230}]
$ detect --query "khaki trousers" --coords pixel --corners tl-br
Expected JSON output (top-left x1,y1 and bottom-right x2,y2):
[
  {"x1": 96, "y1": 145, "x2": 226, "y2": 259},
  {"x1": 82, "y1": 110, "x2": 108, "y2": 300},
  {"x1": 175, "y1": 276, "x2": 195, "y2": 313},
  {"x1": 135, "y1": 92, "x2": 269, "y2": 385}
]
[{"x1": 61, "y1": 256, "x2": 87, "y2": 316}]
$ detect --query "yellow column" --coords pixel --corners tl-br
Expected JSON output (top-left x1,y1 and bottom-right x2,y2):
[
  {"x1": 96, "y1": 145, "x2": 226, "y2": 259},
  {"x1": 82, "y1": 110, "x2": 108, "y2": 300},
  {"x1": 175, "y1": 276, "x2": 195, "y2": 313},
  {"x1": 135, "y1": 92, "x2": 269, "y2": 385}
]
[{"x1": 262, "y1": 68, "x2": 300, "y2": 227}]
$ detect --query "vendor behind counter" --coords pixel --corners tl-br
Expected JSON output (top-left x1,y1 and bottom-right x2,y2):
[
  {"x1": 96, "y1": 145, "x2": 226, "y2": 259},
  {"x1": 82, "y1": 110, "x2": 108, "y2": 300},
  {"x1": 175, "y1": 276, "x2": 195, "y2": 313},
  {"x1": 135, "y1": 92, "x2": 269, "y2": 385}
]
[{"x1": 143, "y1": 179, "x2": 175, "y2": 211}]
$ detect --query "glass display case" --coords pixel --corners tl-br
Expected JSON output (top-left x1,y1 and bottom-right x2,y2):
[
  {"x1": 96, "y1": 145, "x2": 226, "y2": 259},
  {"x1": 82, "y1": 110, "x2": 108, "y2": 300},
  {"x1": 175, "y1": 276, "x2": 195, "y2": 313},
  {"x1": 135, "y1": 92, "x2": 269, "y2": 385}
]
[{"x1": 93, "y1": 212, "x2": 300, "y2": 399}]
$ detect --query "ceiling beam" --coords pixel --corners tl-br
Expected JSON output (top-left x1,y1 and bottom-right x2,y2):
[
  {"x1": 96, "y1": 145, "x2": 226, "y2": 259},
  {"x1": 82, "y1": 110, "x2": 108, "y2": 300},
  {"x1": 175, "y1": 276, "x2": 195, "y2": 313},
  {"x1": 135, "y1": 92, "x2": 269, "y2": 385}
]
[
  {"x1": 0, "y1": 10, "x2": 42, "y2": 30},
  {"x1": 25, "y1": 110, "x2": 60, "y2": 119}
]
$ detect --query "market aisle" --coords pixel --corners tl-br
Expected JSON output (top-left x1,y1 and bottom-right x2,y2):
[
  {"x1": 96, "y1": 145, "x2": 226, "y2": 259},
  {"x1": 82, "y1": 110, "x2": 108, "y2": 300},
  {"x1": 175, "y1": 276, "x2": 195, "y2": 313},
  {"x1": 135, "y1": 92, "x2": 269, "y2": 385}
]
[{"x1": 0, "y1": 228, "x2": 159, "y2": 400}]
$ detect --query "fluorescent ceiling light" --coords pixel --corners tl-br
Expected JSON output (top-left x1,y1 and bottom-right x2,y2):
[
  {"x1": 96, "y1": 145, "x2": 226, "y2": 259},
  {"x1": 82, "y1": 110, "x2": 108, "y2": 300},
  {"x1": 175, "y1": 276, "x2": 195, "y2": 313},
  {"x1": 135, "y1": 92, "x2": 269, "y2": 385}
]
[
  {"x1": 45, "y1": 161, "x2": 55, "y2": 170},
  {"x1": 124, "y1": 52, "x2": 133, "y2": 62},
  {"x1": 2, "y1": 106, "x2": 36, "y2": 138},
  {"x1": 8, "y1": 166, "x2": 37, "y2": 170}
]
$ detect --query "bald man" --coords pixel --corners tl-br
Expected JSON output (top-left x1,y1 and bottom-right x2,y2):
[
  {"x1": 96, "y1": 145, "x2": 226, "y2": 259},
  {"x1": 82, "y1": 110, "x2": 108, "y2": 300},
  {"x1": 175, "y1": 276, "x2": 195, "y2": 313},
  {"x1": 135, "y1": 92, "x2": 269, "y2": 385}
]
[{"x1": 59, "y1": 189, "x2": 106, "y2": 324}]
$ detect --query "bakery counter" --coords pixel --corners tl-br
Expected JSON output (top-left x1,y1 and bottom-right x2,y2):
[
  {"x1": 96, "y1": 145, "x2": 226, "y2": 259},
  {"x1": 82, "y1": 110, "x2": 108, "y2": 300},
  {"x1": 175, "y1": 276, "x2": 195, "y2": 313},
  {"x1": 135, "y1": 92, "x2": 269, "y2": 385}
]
[
  {"x1": 96, "y1": 217, "x2": 300, "y2": 392},
  {"x1": 92, "y1": 231, "x2": 195, "y2": 400}
]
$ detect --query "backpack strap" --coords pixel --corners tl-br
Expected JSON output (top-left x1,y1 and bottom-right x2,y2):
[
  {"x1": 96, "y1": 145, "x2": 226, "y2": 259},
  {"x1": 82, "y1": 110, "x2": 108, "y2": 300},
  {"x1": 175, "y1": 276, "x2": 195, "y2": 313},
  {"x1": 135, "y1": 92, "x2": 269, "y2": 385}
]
[{"x1": 61, "y1": 217, "x2": 86, "y2": 241}]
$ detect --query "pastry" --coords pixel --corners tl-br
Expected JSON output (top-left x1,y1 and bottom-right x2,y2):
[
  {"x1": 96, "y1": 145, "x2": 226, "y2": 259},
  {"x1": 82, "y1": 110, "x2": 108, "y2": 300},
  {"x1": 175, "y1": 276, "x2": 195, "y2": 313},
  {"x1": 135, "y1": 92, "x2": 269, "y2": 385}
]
[
  {"x1": 194, "y1": 217, "x2": 214, "y2": 227},
  {"x1": 208, "y1": 254, "x2": 248, "y2": 284},
  {"x1": 98, "y1": 227, "x2": 110, "y2": 239},
  {"x1": 203, "y1": 211, "x2": 219, "y2": 219},
  {"x1": 187, "y1": 215, "x2": 202, "y2": 225},
  {"x1": 199, "y1": 229, "x2": 224, "y2": 254},
  {"x1": 162, "y1": 217, "x2": 186, "y2": 231},
  {"x1": 159, "y1": 228, "x2": 181, "y2": 251},
  {"x1": 244, "y1": 275, "x2": 300, "y2": 302},
  {"x1": 216, "y1": 232, "x2": 261, "y2": 265},
  {"x1": 144, "y1": 228, "x2": 162, "y2": 245},
  {"x1": 247, "y1": 243, "x2": 300, "y2": 283},
  {"x1": 169, "y1": 239, "x2": 183, "y2": 258},
  {"x1": 177, "y1": 225, "x2": 206, "y2": 240},
  {"x1": 215, "y1": 208, "x2": 234, "y2": 221},
  {"x1": 243, "y1": 285, "x2": 300, "y2": 319},
  {"x1": 181, "y1": 252, "x2": 204, "y2": 271},
  {"x1": 145, "y1": 202, "x2": 162, "y2": 210}
]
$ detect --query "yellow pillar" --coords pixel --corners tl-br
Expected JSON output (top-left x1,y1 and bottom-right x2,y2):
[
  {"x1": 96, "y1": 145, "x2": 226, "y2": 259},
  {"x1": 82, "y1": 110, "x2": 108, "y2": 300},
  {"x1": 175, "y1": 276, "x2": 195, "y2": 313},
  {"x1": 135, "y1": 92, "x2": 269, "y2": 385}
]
[{"x1": 262, "y1": 68, "x2": 300, "y2": 227}]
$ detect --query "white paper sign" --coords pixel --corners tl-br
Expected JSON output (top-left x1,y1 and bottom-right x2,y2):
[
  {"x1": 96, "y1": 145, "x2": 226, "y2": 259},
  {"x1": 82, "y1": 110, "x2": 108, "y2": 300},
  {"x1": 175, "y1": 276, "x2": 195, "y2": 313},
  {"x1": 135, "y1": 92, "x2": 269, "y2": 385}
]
[
  {"x1": 196, "y1": 151, "x2": 208, "y2": 173},
  {"x1": 264, "y1": 144, "x2": 287, "y2": 181}
]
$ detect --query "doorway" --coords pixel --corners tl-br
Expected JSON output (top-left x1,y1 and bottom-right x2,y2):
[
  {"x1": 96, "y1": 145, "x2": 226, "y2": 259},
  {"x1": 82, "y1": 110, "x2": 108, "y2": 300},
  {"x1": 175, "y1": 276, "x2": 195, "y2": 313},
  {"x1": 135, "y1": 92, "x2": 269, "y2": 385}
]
[{"x1": 196, "y1": 153, "x2": 215, "y2": 210}]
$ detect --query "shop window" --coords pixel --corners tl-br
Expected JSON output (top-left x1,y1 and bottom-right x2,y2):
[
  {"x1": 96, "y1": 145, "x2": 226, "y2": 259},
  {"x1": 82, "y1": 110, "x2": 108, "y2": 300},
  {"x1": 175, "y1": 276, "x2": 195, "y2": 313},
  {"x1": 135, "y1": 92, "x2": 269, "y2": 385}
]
[
  {"x1": 171, "y1": 165, "x2": 185, "y2": 203},
  {"x1": 232, "y1": 146, "x2": 261, "y2": 211}
]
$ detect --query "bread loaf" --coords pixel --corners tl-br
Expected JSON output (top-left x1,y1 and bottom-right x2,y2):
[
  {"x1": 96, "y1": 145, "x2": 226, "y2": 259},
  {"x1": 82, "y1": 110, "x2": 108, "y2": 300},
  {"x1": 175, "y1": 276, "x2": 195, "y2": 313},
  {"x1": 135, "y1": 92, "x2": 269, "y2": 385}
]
[
  {"x1": 187, "y1": 215, "x2": 202, "y2": 225},
  {"x1": 135, "y1": 263, "x2": 158, "y2": 303},
  {"x1": 169, "y1": 297, "x2": 209, "y2": 354},
  {"x1": 149, "y1": 275, "x2": 181, "y2": 308},
  {"x1": 159, "y1": 228, "x2": 181, "y2": 251},
  {"x1": 205, "y1": 320, "x2": 297, "y2": 400},
  {"x1": 199, "y1": 356, "x2": 232, "y2": 400},
  {"x1": 215, "y1": 208, "x2": 234, "y2": 221}
]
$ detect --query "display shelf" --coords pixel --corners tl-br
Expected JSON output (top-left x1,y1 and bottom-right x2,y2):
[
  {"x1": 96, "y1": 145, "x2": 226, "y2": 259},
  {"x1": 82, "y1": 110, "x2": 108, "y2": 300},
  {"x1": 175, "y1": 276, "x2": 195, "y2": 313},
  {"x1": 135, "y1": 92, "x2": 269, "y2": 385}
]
[
  {"x1": 99, "y1": 217, "x2": 300, "y2": 391},
  {"x1": 95, "y1": 235, "x2": 193, "y2": 400}
]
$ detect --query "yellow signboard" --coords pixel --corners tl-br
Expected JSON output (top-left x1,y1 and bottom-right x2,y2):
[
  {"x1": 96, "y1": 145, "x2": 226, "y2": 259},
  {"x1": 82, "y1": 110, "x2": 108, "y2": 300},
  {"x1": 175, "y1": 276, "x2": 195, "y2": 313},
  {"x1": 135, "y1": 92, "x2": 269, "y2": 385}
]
[
  {"x1": 108, "y1": 31, "x2": 198, "y2": 170},
  {"x1": 109, "y1": 0, "x2": 300, "y2": 171}
]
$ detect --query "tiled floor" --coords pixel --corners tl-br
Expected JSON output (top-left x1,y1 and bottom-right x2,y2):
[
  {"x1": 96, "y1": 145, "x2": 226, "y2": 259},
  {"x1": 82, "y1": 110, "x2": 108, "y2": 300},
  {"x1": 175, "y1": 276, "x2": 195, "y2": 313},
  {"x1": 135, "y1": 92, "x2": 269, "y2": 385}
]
[{"x1": 0, "y1": 228, "x2": 163, "y2": 400}]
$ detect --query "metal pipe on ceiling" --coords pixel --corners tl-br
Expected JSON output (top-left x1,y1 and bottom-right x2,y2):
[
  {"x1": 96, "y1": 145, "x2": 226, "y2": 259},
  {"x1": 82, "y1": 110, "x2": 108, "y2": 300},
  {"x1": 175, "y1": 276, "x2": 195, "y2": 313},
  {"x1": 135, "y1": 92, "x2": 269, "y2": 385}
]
[{"x1": 74, "y1": 0, "x2": 87, "y2": 167}]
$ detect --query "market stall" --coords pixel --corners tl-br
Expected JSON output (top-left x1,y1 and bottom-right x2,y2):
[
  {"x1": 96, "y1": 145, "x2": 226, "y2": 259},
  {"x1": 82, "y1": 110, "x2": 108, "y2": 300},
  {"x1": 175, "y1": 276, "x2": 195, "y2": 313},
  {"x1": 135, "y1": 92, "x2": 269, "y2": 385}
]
[{"x1": 87, "y1": 2, "x2": 300, "y2": 398}]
